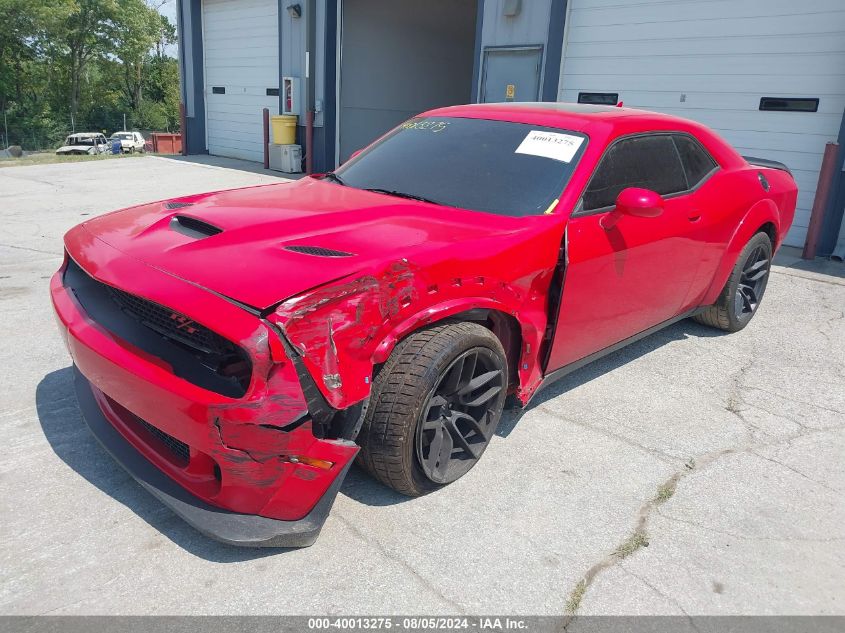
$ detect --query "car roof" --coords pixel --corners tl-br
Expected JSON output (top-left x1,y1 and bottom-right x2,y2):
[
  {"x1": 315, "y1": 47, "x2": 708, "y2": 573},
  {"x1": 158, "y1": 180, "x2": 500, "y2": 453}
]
[
  {"x1": 69, "y1": 132, "x2": 103, "y2": 138},
  {"x1": 422, "y1": 102, "x2": 696, "y2": 134}
]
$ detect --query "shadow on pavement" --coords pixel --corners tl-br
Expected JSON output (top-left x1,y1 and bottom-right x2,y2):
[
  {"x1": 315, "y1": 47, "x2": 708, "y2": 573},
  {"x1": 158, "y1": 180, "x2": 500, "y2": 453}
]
[
  {"x1": 36, "y1": 367, "x2": 287, "y2": 561},
  {"x1": 496, "y1": 317, "x2": 724, "y2": 438},
  {"x1": 153, "y1": 153, "x2": 305, "y2": 180}
]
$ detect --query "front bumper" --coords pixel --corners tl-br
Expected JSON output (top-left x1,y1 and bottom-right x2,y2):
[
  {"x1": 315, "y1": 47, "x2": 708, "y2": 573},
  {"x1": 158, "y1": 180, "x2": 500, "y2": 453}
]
[
  {"x1": 74, "y1": 366, "x2": 350, "y2": 547},
  {"x1": 52, "y1": 230, "x2": 359, "y2": 546}
]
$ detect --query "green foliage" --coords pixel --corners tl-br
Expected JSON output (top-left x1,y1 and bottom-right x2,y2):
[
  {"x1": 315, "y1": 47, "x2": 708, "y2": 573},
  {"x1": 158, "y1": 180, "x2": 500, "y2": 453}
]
[{"x1": 0, "y1": 0, "x2": 179, "y2": 150}]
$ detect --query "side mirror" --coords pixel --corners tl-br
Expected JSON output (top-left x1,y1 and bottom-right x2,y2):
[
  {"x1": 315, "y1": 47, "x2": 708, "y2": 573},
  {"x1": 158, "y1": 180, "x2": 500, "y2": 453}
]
[{"x1": 600, "y1": 187, "x2": 664, "y2": 230}]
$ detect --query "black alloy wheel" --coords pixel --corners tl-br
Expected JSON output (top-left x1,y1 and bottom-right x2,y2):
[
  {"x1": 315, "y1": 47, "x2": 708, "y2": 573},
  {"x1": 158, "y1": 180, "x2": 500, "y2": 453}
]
[
  {"x1": 734, "y1": 242, "x2": 770, "y2": 319},
  {"x1": 416, "y1": 347, "x2": 504, "y2": 484},
  {"x1": 356, "y1": 322, "x2": 509, "y2": 496}
]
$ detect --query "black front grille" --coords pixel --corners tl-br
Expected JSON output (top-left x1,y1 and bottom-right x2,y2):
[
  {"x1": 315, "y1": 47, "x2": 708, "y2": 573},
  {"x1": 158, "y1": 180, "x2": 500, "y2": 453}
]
[
  {"x1": 64, "y1": 257, "x2": 251, "y2": 398},
  {"x1": 137, "y1": 417, "x2": 190, "y2": 464},
  {"x1": 107, "y1": 285, "x2": 231, "y2": 356}
]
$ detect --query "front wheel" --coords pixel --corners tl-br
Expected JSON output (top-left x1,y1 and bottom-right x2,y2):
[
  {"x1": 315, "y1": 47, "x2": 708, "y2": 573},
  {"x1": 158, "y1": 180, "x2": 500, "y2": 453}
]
[
  {"x1": 357, "y1": 322, "x2": 508, "y2": 496},
  {"x1": 694, "y1": 232, "x2": 772, "y2": 332}
]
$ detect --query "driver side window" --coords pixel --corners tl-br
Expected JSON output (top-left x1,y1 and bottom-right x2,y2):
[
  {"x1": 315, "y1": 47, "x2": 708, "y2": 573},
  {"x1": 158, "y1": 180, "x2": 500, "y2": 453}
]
[{"x1": 582, "y1": 135, "x2": 687, "y2": 212}]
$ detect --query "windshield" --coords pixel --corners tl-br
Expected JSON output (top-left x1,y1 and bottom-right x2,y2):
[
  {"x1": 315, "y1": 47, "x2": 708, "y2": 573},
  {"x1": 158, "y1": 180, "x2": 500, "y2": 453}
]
[
  {"x1": 114, "y1": 133, "x2": 132, "y2": 140},
  {"x1": 66, "y1": 136, "x2": 96, "y2": 146},
  {"x1": 333, "y1": 116, "x2": 588, "y2": 216}
]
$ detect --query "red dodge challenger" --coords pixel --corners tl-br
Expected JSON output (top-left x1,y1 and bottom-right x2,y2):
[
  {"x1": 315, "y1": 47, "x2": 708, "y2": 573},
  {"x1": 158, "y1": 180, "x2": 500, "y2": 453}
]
[{"x1": 51, "y1": 103, "x2": 797, "y2": 547}]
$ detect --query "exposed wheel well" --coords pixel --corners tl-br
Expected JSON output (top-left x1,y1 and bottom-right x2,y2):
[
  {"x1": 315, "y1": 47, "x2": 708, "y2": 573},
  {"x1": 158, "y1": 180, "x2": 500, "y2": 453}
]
[
  {"x1": 432, "y1": 309, "x2": 522, "y2": 389},
  {"x1": 757, "y1": 222, "x2": 777, "y2": 247},
  {"x1": 375, "y1": 309, "x2": 522, "y2": 389}
]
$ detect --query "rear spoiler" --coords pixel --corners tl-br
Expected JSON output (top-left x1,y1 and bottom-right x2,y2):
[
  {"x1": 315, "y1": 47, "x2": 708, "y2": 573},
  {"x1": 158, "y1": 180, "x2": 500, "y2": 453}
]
[{"x1": 743, "y1": 155, "x2": 792, "y2": 176}]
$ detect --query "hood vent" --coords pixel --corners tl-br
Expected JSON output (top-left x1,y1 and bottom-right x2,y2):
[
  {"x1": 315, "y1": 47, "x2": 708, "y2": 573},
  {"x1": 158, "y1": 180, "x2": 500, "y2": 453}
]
[
  {"x1": 170, "y1": 215, "x2": 223, "y2": 239},
  {"x1": 165, "y1": 201, "x2": 194, "y2": 210},
  {"x1": 283, "y1": 245, "x2": 355, "y2": 258}
]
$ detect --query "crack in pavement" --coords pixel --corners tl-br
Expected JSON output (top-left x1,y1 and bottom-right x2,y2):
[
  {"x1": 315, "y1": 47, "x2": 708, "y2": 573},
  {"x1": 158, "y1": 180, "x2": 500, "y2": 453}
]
[
  {"x1": 333, "y1": 513, "x2": 466, "y2": 614},
  {"x1": 537, "y1": 405, "x2": 680, "y2": 466},
  {"x1": 558, "y1": 345, "x2": 845, "y2": 626}
]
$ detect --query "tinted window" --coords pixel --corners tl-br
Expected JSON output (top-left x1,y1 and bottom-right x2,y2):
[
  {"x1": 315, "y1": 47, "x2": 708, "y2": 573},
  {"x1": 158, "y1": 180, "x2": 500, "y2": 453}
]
[
  {"x1": 582, "y1": 135, "x2": 687, "y2": 212},
  {"x1": 334, "y1": 117, "x2": 588, "y2": 217},
  {"x1": 673, "y1": 135, "x2": 717, "y2": 188}
]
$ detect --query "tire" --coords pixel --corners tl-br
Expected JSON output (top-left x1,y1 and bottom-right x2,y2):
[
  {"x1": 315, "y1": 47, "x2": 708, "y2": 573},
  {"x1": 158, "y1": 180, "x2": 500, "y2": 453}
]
[
  {"x1": 694, "y1": 231, "x2": 773, "y2": 332},
  {"x1": 357, "y1": 322, "x2": 508, "y2": 496}
]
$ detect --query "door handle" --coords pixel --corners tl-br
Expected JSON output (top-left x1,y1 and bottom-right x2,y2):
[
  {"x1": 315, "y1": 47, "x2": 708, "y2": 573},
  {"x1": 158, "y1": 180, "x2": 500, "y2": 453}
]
[{"x1": 687, "y1": 208, "x2": 702, "y2": 222}]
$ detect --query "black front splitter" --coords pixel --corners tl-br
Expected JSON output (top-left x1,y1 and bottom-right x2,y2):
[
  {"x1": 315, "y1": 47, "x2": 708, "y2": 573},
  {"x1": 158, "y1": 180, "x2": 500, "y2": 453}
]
[{"x1": 73, "y1": 366, "x2": 352, "y2": 548}]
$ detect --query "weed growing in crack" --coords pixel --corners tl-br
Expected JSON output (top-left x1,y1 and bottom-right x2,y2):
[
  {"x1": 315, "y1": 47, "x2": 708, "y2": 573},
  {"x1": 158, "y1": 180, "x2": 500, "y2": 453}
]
[
  {"x1": 614, "y1": 530, "x2": 649, "y2": 559},
  {"x1": 654, "y1": 478, "x2": 678, "y2": 504},
  {"x1": 565, "y1": 579, "x2": 586, "y2": 614}
]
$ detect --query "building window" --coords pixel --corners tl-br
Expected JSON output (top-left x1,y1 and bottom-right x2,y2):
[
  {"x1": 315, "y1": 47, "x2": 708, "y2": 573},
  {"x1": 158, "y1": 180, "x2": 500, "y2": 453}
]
[
  {"x1": 578, "y1": 92, "x2": 618, "y2": 106},
  {"x1": 212, "y1": 86, "x2": 225, "y2": 94},
  {"x1": 759, "y1": 97, "x2": 819, "y2": 112}
]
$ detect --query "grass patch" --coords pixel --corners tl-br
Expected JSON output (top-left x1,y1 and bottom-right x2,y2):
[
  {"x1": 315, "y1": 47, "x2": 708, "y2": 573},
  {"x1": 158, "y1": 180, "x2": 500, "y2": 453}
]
[
  {"x1": 614, "y1": 530, "x2": 649, "y2": 559},
  {"x1": 0, "y1": 152, "x2": 146, "y2": 168},
  {"x1": 654, "y1": 478, "x2": 678, "y2": 504},
  {"x1": 565, "y1": 579, "x2": 586, "y2": 614}
]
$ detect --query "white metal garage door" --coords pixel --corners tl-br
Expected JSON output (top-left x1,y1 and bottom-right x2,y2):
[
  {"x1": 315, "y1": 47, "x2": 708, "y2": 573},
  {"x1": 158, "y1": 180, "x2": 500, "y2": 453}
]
[
  {"x1": 557, "y1": 0, "x2": 845, "y2": 247},
  {"x1": 202, "y1": 0, "x2": 279, "y2": 162}
]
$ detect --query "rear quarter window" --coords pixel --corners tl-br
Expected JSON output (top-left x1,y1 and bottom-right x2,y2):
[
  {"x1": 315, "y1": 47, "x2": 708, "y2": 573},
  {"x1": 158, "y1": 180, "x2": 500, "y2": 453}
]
[{"x1": 673, "y1": 135, "x2": 717, "y2": 188}]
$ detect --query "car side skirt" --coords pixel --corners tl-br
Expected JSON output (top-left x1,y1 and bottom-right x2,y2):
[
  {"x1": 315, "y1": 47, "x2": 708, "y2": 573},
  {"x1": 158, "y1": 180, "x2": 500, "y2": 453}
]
[{"x1": 531, "y1": 307, "x2": 705, "y2": 404}]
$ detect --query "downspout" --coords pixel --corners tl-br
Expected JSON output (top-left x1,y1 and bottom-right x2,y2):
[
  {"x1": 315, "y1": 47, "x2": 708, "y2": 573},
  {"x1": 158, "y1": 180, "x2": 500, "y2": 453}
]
[{"x1": 305, "y1": 0, "x2": 316, "y2": 174}]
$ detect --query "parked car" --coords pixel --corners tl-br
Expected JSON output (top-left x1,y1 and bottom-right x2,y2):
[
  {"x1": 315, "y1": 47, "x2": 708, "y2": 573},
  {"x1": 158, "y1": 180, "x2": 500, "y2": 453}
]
[
  {"x1": 51, "y1": 103, "x2": 797, "y2": 548},
  {"x1": 55, "y1": 133, "x2": 109, "y2": 155},
  {"x1": 108, "y1": 131, "x2": 146, "y2": 153}
]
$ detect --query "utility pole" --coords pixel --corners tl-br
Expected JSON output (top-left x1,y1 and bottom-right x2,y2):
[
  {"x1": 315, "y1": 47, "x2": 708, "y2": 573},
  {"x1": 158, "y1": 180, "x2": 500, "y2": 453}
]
[
  {"x1": 71, "y1": 114, "x2": 75, "y2": 133},
  {"x1": 123, "y1": 113, "x2": 126, "y2": 131},
  {"x1": 3, "y1": 110, "x2": 7, "y2": 149}
]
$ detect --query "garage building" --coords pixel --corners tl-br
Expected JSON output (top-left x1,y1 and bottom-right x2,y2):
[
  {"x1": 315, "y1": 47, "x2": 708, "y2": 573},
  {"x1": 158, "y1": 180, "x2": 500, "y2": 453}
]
[{"x1": 177, "y1": 0, "x2": 845, "y2": 252}]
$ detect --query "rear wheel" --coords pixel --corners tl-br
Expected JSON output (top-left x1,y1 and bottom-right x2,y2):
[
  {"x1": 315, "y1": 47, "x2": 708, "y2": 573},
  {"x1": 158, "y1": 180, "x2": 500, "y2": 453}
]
[
  {"x1": 694, "y1": 232, "x2": 772, "y2": 332},
  {"x1": 357, "y1": 322, "x2": 508, "y2": 496}
]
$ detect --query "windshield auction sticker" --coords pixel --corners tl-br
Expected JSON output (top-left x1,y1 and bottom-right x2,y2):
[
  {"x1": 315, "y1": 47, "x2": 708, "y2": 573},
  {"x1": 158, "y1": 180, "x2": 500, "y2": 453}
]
[{"x1": 515, "y1": 130, "x2": 584, "y2": 163}]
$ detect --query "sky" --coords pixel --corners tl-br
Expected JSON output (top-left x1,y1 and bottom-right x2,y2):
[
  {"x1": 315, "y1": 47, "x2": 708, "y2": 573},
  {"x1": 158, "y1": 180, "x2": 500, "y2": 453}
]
[{"x1": 156, "y1": 0, "x2": 179, "y2": 57}]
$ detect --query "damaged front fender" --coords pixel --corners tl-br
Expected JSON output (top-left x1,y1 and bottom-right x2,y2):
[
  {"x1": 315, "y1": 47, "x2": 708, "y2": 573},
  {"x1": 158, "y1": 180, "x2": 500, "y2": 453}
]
[{"x1": 267, "y1": 223, "x2": 564, "y2": 410}]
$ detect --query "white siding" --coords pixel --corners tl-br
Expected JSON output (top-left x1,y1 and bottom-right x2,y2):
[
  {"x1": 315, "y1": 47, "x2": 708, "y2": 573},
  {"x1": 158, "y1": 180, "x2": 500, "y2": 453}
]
[
  {"x1": 558, "y1": 0, "x2": 845, "y2": 247},
  {"x1": 202, "y1": 0, "x2": 279, "y2": 162}
]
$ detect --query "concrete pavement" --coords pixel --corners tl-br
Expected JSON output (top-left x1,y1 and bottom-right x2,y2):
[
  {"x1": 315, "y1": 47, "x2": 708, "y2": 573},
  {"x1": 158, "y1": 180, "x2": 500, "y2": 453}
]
[{"x1": 1, "y1": 156, "x2": 842, "y2": 616}]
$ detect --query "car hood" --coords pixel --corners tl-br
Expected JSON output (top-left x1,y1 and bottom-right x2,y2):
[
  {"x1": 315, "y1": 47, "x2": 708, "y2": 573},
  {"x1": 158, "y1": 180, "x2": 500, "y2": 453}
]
[{"x1": 78, "y1": 178, "x2": 528, "y2": 310}]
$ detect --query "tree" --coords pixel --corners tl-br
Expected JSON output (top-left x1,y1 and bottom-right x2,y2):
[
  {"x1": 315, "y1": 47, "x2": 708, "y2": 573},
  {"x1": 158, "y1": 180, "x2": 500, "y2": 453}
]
[
  {"x1": 113, "y1": 0, "x2": 161, "y2": 113},
  {"x1": 0, "y1": 0, "x2": 179, "y2": 148},
  {"x1": 52, "y1": 0, "x2": 120, "y2": 121}
]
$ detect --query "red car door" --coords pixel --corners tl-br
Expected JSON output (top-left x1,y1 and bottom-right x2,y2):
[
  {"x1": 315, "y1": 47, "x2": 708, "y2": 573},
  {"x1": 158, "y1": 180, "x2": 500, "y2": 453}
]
[{"x1": 546, "y1": 134, "x2": 706, "y2": 371}]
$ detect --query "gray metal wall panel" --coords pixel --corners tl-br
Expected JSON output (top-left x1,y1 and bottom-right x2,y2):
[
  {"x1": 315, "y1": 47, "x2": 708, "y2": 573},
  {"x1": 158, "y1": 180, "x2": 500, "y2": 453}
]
[
  {"x1": 477, "y1": 0, "x2": 553, "y2": 100},
  {"x1": 338, "y1": 0, "x2": 477, "y2": 162}
]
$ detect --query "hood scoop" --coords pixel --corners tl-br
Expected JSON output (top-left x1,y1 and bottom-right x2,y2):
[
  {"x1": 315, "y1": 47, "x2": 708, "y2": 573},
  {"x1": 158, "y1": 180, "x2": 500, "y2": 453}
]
[
  {"x1": 170, "y1": 215, "x2": 223, "y2": 240},
  {"x1": 165, "y1": 201, "x2": 194, "y2": 210},
  {"x1": 283, "y1": 245, "x2": 355, "y2": 258}
]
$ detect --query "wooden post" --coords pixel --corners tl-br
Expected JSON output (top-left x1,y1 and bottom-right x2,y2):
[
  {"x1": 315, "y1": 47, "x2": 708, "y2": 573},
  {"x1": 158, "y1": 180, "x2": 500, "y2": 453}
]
[
  {"x1": 179, "y1": 102, "x2": 186, "y2": 156},
  {"x1": 263, "y1": 108, "x2": 270, "y2": 170},
  {"x1": 803, "y1": 142, "x2": 840, "y2": 259},
  {"x1": 305, "y1": 110, "x2": 314, "y2": 175}
]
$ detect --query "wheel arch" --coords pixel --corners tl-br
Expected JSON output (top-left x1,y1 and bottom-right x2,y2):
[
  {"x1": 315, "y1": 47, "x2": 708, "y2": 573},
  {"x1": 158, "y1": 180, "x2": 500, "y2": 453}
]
[
  {"x1": 701, "y1": 199, "x2": 780, "y2": 306},
  {"x1": 371, "y1": 301, "x2": 523, "y2": 389}
]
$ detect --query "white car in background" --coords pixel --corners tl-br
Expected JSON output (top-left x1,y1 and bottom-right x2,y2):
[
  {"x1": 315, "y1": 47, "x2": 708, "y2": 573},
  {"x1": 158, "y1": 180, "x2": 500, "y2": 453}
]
[
  {"x1": 56, "y1": 133, "x2": 109, "y2": 155},
  {"x1": 109, "y1": 131, "x2": 146, "y2": 153}
]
